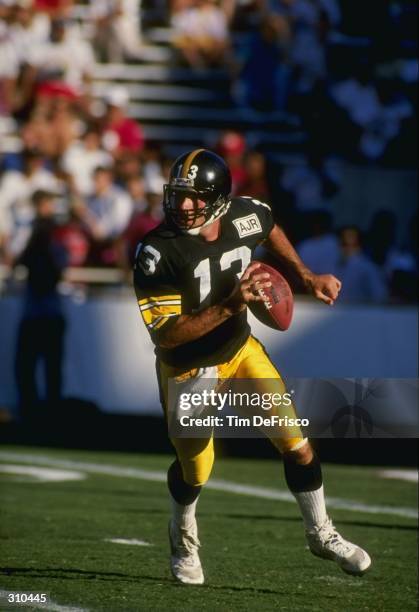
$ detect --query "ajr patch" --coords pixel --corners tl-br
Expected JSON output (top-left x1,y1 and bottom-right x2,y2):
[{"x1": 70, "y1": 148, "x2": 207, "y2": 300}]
[{"x1": 233, "y1": 214, "x2": 262, "y2": 238}]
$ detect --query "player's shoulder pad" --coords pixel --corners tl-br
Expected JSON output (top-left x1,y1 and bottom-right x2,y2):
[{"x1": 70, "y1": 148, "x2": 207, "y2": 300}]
[
  {"x1": 231, "y1": 195, "x2": 272, "y2": 212},
  {"x1": 227, "y1": 196, "x2": 273, "y2": 238},
  {"x1": 142, "y1": 221, "x2": 179, "y2": 244}
]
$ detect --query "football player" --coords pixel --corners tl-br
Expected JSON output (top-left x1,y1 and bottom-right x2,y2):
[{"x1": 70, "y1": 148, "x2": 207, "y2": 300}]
[{"x1": 134, "y1": 149, "x2": 371, "y2": 585}]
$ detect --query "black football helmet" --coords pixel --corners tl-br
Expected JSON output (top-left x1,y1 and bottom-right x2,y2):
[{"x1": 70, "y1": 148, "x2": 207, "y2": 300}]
[{"x1": 163, "y1": 149, "x2": 231, "y2": 232}]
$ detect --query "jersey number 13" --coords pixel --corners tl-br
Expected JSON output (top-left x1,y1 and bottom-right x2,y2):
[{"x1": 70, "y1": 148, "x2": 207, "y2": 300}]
[{"x1": 193, "y1": 245, "x2": 252, "y2": 307}]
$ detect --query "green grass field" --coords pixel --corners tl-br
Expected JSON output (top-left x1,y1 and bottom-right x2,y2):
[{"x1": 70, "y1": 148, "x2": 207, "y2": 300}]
[{"x1": 0, "y1": 446, "x2": 417, "y2": 612}]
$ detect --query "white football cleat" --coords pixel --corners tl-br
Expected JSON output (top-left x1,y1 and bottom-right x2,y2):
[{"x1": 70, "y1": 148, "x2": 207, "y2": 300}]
[
  {"x1": 306, "y1": 517, "x2": 371, "y2": 576},
  {"x1": 169, "y1": 519, "x2": 204, "y2": 585}
]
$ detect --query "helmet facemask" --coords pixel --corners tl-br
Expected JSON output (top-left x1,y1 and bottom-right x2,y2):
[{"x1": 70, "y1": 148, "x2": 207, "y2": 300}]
[{"x1": 163, "y1": 177, "x2": 230, "y2": 233}]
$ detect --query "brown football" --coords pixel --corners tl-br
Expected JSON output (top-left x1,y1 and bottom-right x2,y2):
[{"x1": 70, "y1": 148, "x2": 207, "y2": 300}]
[{"x1": 248, "y1": 261, "x2": 294, "y2": 331}]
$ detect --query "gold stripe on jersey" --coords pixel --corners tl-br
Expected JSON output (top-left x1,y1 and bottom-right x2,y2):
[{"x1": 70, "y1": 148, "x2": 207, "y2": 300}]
[
  {"x1": 181, "y1": 149, "x2": 205, "y2": 178},
  {"x1": 138, "y1": 295, "x2": 181, "y2": 307},
  {"x1": 151, "y1": 316, "x2": 174, "y2": 331},
  {"x1": 138, "y1": 295, "x2": 181, "y2": 330}
]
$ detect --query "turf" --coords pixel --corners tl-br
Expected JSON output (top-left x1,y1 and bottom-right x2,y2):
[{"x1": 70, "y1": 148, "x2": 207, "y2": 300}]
[{"x1": 0, "y1": 446, "x2": 417, "y2": 612}]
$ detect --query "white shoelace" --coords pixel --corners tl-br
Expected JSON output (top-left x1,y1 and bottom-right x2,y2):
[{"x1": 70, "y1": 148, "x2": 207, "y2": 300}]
[{"x1": 316, "y1": 518, "x2": 353, "y2": 557}]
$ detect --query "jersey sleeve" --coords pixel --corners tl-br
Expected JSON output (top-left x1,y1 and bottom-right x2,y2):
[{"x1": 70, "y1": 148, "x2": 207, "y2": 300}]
[{"x1": 133, "y1": 238, "x2": 182, "y2": 341}]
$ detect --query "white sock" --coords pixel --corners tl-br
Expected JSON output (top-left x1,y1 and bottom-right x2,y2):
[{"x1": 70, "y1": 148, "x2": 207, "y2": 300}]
[
  {"x1": 293, "y1": 485, "x2": 328, "y2": 531},
  {"x1": 170, "y1": 494, "x2": 198, "y2": 528}
]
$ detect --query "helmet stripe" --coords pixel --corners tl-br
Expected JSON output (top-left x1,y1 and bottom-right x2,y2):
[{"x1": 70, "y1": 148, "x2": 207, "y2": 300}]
[{"x1": 181, "y1": 148, "x2": 205, "y2": 179}]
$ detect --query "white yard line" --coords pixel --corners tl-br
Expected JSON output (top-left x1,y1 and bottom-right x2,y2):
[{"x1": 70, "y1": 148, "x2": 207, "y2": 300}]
[
  {"x1": 104, "y1": 538, "x2": 152, "y2": 546},
  {"x1": 378, "y1": 469, "x2": 418, "y2": 483},
  {"x1": 0, "y1": 451, "x2": 417, "y2": 520},
  {"x1": 0, "y1": 465, "x2": 86, "y2": 482},
  {"x1": 0, "y1": 590, "x2": 87, "y2": 612},
  {"x1": 205, "y1": 479, "x2": 418, "y2": 518}
]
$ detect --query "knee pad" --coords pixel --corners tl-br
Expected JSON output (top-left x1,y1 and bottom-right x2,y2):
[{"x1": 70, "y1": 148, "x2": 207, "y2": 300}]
[
  {"x1": 167, "y1": 460, "x2": 202, "y2": 504},
  {"x1": 283, "y1": 452, "x2": 323, "y2": 493}
]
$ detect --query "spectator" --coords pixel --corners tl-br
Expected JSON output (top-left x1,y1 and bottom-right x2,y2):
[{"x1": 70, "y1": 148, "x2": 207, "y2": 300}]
[
  {"x1": 15, "y1": 189, "x2": 68, "y2": 419},
  {"x1": 91, "y1": 0, "x2": 143, "y2": 63},
  {"x1": 171, "y1": 0, "x2": 230, "y2": 69},
  {"x1": 142, "y1": 143, "x2": 166, "y2": 194},
  {"x1": 144, "y1": 169, "x2": 165, "y2": 197},
  {"x1": 125, "y1": 175, "x2": 147, "y2": 213},
  {"x1": 238, "y1": 13, "x2": 291, "y2": 111},
  {"x1": 329, "y1": 63, "x2": 397, "y2": 161},
  {"x1": 287, "y1": 0, "x2": 328, "y2": 95},
  {"x1": 76, "y1": 167, "x2": 132, "y2": 251},
  {"x1": 33, "y1": 0, "x2": 74, "y2": 18},
  {"x1": 25, "y1": 17, "x2": 95, "y2": 98},
  {"x1": 0, "y1": 14, "x2": 19, "y2": 115},
  {"x1": 101, "y1": 86, "x2": 145, "y2": 158},
  {"x1": 22, "y1": 96, "x2": 79, "y2": 158},
  {"x1": 114, "y1": 152, "x2": 143, "y2": 188},
  {"x1": 61, "y1": 125, "x2": 113, "y2": 196},
  {"x1": 53, "y1": 210, "x2": 90, "y2": 267},
  {"x1": 238, "y1": 150, "x2": 270, "y2": 201},
  {"x1": 367, "y1": 79, "x2": 413, "y2": 162},
  {"x1": 0, "y1": 149, "x2": 62, "y2": 261},
  {"x1": 336, "y1": 226, "x2": 388, "y2": 303},
  {"x1": 216, "y1": 130, "x2": 247, "y2": 194},
  {"x1": 280, "y1": 152, "x2": 340, "y2": 215},
  {"x1": 297, "y1": 210, "x2": 339, "y2": 275},
  {"x1": 121, "y1": 187, "x2": 163, "y2": 268},
  {"x1": 9, "y1": 1, "x2": 50, "y2": 67}
]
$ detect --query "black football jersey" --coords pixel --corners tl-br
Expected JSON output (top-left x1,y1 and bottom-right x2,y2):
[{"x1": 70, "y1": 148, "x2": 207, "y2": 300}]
[{"x1": 133, "y1": 196, "x2": 274, "y2": 368}]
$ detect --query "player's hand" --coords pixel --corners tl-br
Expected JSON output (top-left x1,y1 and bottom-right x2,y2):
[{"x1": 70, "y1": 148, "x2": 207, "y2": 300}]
[
  {"x1": 308, "y1": 273, "x2": 342, "y2": 305},
  {"x1": 223, "y1": 262, "x2": 272, "y2": 313}
]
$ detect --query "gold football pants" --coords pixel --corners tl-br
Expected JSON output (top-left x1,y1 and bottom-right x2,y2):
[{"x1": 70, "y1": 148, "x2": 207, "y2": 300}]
[{"x1": 157, "y1": 335, "x2": 305, "y2": 486}]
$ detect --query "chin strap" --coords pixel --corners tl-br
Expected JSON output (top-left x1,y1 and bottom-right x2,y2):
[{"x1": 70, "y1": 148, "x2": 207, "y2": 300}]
[{"x1": 184, "y1": 227, "x2": 201, "y2": 236}]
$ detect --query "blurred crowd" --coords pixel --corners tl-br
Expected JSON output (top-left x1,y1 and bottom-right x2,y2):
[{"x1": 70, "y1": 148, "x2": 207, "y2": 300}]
[
  {"x1": 168, "y1": 0, "x2": 417, "y2": 164},
  {"x1": 0, "y1": 0, "x2": 417, "y2": 304}
]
